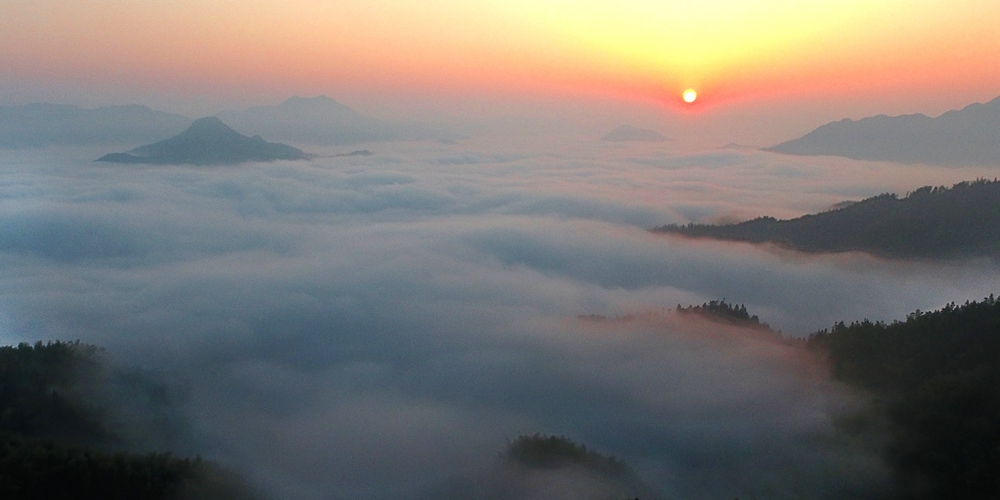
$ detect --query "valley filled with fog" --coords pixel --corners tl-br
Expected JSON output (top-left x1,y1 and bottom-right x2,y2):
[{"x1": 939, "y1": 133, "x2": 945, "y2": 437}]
[{"x1": 1, "y1": 138, "x2": 998, "y2": 499}]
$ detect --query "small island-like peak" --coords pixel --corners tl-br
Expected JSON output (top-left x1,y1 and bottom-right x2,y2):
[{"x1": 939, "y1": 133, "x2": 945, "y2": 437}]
[{"x1": 96, "y1": 116, "x2": 309, "y2": 165}]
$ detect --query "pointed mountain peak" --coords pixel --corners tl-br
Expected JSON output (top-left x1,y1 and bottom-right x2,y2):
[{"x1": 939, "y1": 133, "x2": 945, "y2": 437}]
[
  {"x1": 185, "y1": 116, "x2": 236, "y2": 133},
  {"x1": 173, "y1": 116, "x2": 248, "y2": 143},
  {"x1": 96, "y1": 115, "x2": 307, "y2": 165}
]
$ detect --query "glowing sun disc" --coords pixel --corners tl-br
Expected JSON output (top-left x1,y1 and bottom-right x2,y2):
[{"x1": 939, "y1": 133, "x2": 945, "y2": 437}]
[{"x1": 683, "y1": 89, "x2": 697, "y2": 103}]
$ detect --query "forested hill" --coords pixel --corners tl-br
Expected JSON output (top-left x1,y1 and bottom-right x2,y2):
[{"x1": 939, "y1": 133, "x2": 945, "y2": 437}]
[
  {"x1": 0, "y1": 341, "x2": 267, "y2": 500},
  {"x1": 674, "y1": 299, "x2": 772, "y2": 330},
  {"x1": 807, "y1": 296, "x2": 1000, "y2": 499},
  {"x1": 653, "y1": 179, "x2": 1000, "y2": 260}
]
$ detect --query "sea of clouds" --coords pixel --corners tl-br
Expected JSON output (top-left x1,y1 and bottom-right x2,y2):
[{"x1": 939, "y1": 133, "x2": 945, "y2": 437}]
[{"x1": 1, "y1": 137, "x2": 998, "y2": 499}]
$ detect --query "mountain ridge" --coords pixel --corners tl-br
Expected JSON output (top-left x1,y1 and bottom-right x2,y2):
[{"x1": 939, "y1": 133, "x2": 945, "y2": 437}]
[
  {"x1": 653, "y1": 179, "x2": 1000, "y2": 259},
  {"x1": 766, "y1": 96, "x2": 1000, "y2": 165},
  {"x1": 217, "y1": 95, "x2": 399, "y2": 145},
  {"x1": 96, "y1": 116, "x2": 308, "y2": 165},
  {"x1": 0, "y1": 103, "x2": 191, "y2": 148}
]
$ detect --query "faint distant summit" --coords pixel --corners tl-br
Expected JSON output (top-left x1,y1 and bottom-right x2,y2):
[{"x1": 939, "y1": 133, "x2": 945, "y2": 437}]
[
  {"x1": 218, "y1": 95, "x2": 397, "y2": 145},
  {"x1": 602, "y1": 124, "x2": 670, "y2": 142},
  {"x1": 96, "y1": 116, "x2": 308, "y2": 165},
  {"x1": 766, "y1": 95, "x2": 1000, "y2": 165},
  {"x1": 335, "y1": 149, "x2": 373, "y2": 157},
  {"x1": 0, "y1": 103, "x2": 190, "y2": 148},
  {"x1": 217, "y1": 95, "x2": 465, "y2": 145},
  {"x1": 279, "y1": 95, "x2": 353, "y2": 111}
]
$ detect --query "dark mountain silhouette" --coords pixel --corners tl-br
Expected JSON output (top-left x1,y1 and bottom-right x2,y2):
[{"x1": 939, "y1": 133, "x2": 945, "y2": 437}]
[
  {"x1": 96, "y1": 117, "x2": 308, "y2": 165},
  {"x1": 0, "y1": 103, "x2": 191, "y2": 148},
  {"x1": 0, "y1": 341, "x2": 269, "y2": 499},
  {"x1": 766, "y1": 96, "x2": 1000, "y2": 165},
  {"x1": 427, "y1": 434, "x2": 660, "y2": 500},
  {"x1": 808, "y1": 297, "x2": 1000, "y2": 499},
  {"x1": 218, "y1": 95, "x2": 399, "y2": 145},
  {"x1": 675, "y1": 299, "x2": 773, "y2": 330},
  {"x1": 653, "y1": 179, "x2": 1000, "y2": 259},
  {"x1": 602, "y1": 124, "x2": 669, "y2": 142}
]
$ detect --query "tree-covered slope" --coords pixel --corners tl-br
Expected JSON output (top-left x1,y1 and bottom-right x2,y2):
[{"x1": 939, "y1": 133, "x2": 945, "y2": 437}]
[
  {"x1": 0, "y1": 341, "x2": 266, "y2": 500},
  {"x1": 445, "y1": 434, "x2": 659, "y2": 500},
  {"x1": 653, "y1": 179, "x2": 1000, "y2": 259},
  {"x1": 675, "y1": 299, "x2": 773, "y2": 330},
  {"x1": 807, "y1": 297, "x2": 1000, "y2": 499}
]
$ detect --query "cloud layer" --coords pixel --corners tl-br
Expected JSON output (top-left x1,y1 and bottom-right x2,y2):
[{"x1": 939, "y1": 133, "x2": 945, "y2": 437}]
[{"x1": 1, "y1": 140, "x2": 998, "y2": 499}]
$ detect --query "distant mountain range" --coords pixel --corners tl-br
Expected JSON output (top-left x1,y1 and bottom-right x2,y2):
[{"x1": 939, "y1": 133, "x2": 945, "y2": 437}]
[
  {"x1": 217, "y1": 95, "x2": 398, "y2": 145},
  {"x1": 653, "y1": 179, "x2": 1000, "y2": 260},
  {"x1": 1, "y1": 96, "x2": 462, "y2": 149},
  {"x1": 602, "y1": 124, "x2": 669, "y2": 142},
  {"x1": 218, "y1": 95, "x2": 465, "y2": 145},
  {"x1": 767, "y1": 96, "x2": 1000, "y2": 165},
  {"x1": 0, "y1": 103, "x2": 191, "y2": 148},
  {"x1": 96, "y1": 117, "x2": 308, "y2": 165}
]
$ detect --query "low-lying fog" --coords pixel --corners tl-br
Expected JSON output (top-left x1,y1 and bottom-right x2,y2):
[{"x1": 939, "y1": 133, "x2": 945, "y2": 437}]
[{"x1": 2, "y1": 137, "x2": 998, "y2": 499}]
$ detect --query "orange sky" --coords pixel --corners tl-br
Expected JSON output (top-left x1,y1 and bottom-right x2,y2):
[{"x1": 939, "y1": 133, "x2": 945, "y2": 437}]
[{"x1": 2, "y1": 0, "x2": 999, "y2": 142}]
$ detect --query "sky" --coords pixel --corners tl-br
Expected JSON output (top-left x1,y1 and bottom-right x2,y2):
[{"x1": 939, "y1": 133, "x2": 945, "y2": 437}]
[
  {"x1": 2, "y1": 2, "x2": 1000, "y2": 499},
  {"x1": 2, "y1": 0, "x2": 1000, "y2": 145}
]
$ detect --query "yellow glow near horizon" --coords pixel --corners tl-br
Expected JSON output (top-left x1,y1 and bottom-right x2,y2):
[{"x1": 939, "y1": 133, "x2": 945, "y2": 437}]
[{"x1": 1, "y1": 0, "x2": 999, "y2": 107}]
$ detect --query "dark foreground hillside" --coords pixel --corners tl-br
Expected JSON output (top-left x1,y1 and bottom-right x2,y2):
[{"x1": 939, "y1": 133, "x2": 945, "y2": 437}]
[
  {"x1": 808, "y1": 297, "x2": 1000, "y2": 499},
  {"x1": 653, "y1": 179, "x2": 1000, "y2": 259},
  {"x1": 0, "y1": 341, "x2": 266, "y2": 500},
  {"x1": 423, "y1": 434, "x2": 659, "y2": 500}
]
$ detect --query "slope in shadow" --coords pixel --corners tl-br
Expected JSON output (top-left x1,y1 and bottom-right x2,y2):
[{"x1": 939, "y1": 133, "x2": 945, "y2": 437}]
[{"x1": 653, "y1": 179, "x2": 1000, "y2": 260}]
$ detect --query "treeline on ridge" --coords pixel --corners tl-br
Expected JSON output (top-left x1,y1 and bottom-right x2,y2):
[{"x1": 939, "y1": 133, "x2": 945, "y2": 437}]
[
  {"x1": 665, "y1": 295, "x2": 999, "y2": 499},
  {"x1": 807, "y1": 296, "x2": 1000, "y2": 499},
  {"x1": 503, "y1": 433, "x2": 637, "y2": 480},
  {"x1": 0, "y1": 341, "x2": 266, "y2": 500},
  {"x1": 653, "y1": 179, "x2": 1000, "y2": 259},
  {"x1": 675, "y1": 299, "x2": 772, "y2": 330}
]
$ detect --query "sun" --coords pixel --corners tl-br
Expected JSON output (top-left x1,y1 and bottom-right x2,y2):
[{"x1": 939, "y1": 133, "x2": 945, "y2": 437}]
[{"x1": 682, "y1": 89, "x2": 697, "y2": 103}]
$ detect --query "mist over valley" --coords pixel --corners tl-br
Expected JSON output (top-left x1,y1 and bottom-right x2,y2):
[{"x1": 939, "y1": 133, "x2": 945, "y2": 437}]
[{"x1": 2, "y1": 115, "x2": 1000, "y2": 498}]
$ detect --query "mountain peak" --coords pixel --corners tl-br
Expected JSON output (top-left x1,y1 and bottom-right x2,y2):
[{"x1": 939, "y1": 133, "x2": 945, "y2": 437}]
[
  {"x1": 96, "y1": 116, "x2": 307, "y2": 165},
  {"x1": 184, "y1": 116, "x2": 236, "y2": 134},
  {"x1": 216, "y1": 95, "x2": 396, "y2": 145},
  {"x1": 602, "y1": 124, "x2": 669, "y2": 142}
]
